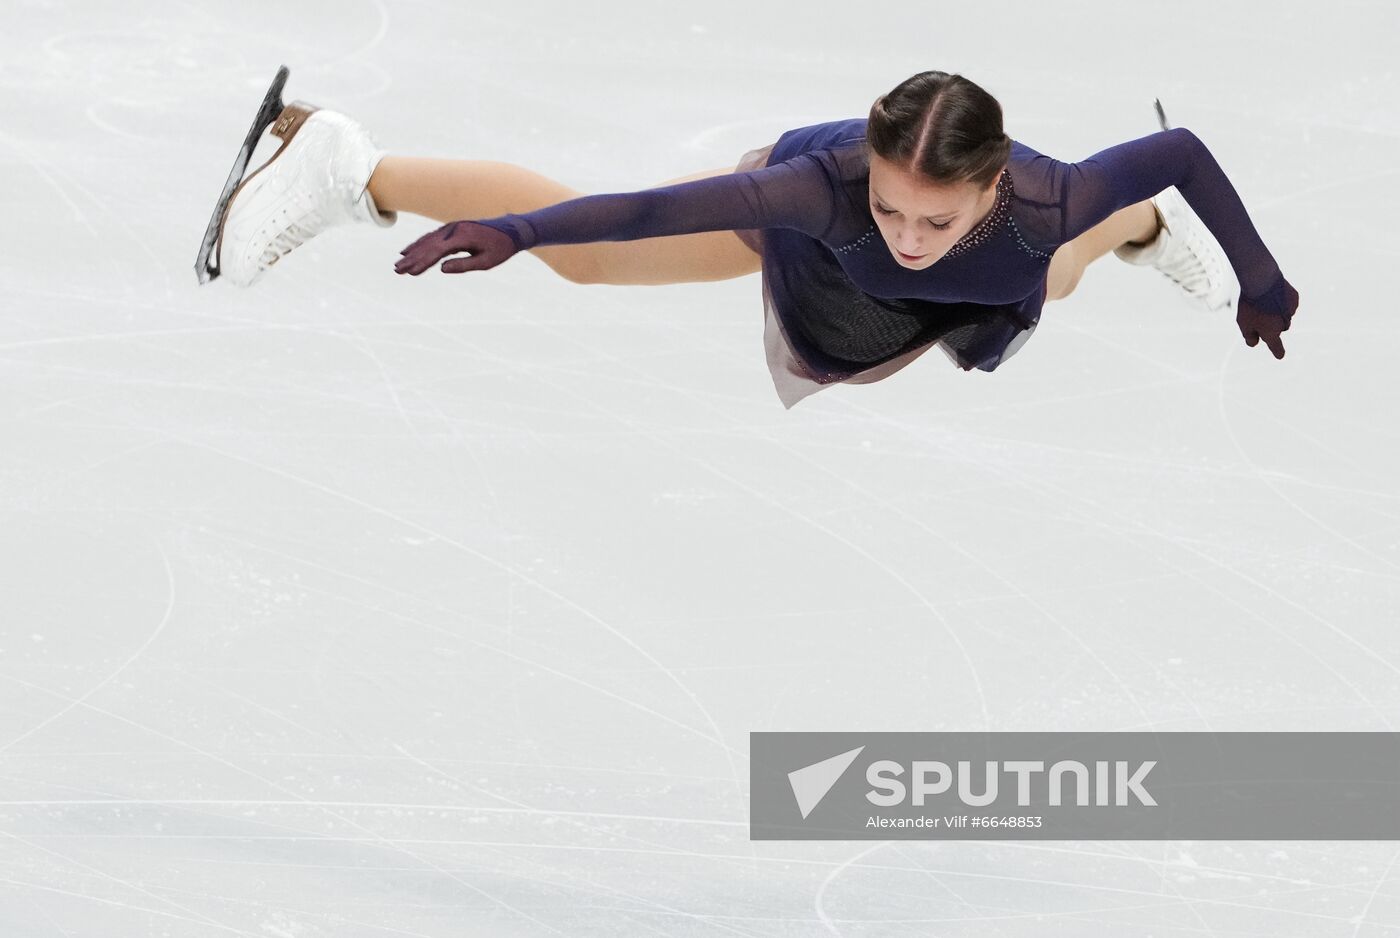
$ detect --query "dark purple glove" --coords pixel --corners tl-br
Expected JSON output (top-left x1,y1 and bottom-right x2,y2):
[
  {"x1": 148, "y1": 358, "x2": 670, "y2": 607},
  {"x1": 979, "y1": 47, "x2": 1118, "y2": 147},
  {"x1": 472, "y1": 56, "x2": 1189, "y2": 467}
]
[
  {"x1": 1236, "y1": 276, "x2": 1300, "y2": 359},
  {"x1": 395, "y1": 220, "x2": 519, "y2": 276}
]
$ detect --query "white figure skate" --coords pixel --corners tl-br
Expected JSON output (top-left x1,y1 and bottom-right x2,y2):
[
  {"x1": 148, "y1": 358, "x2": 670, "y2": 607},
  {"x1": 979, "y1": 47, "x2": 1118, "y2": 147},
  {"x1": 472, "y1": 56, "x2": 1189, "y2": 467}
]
[
  {"x1": 195, "y1": 66, "x2": 395, "y2": 286},
  {"x1": 1112, "y1": 98, "x2": 1238, "y2": 313},
  {"x1": 1113, "y1": 185, "x2": 1237, "y2": 312}
]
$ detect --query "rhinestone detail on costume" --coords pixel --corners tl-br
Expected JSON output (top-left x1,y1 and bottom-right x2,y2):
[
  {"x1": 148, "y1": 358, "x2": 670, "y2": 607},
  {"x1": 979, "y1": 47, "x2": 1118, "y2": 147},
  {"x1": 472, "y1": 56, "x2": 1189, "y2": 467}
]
[
  {"x1": 835, "y1": 227, "x2": 879, "y2": 254},
  {"x1": 1008, "y1": 217, "x2": 1052, "y2": 261},
  {"x1": 940, "y1": 169, "x2": 1012, "y2": 261}
]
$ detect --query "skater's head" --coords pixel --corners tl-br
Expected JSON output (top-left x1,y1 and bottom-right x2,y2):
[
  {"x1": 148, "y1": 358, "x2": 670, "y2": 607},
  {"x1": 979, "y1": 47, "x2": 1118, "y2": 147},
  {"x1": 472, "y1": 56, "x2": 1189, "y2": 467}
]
[{"x1": 866, "y1": 71, "x2": 1011, "y2": 268}]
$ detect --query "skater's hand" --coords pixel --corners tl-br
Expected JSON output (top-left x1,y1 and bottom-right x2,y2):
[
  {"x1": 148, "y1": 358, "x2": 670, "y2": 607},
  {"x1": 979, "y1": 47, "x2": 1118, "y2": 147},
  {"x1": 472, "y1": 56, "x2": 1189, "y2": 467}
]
[
  {"x1": 395, "y1": 220, "x2": 518, "y2": 276},
  {"x1": 1236, "y1": 277, "x2": 1300, "y2": 360}
]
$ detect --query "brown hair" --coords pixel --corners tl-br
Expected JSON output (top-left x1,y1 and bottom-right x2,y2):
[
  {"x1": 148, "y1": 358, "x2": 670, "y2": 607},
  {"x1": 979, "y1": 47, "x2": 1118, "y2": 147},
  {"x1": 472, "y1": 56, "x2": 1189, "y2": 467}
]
[{"x1": 866, "y1": 71, "x2": 1011, "y2": 189}]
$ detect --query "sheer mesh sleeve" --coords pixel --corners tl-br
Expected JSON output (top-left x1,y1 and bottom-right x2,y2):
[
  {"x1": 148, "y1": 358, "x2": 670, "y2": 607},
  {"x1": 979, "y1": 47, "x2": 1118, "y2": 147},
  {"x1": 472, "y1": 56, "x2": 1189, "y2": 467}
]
[
  {"x1": 472, "y1": 152, "x2": 838, "y2": 251},
  {"x1": 1061, "y1": 127, "x2": 1291, "y2": 317}
]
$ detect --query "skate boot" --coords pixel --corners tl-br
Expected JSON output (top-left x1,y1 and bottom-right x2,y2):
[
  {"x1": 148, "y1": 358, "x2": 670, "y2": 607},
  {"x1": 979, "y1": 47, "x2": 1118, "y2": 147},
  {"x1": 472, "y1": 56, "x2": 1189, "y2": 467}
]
[
  {"x1": 216, "y1": 103, "x2": 396, "y2": 287},
  {"x1": 1112, "y1": 185, "x2": 1237, "y2": 312}
]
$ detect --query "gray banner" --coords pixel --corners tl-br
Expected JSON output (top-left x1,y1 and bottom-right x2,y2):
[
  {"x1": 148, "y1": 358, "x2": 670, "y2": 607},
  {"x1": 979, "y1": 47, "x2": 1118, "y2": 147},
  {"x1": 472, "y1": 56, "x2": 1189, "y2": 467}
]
[{"x1": 750, "y1": 732, "x2": 1400, "y2": 840}]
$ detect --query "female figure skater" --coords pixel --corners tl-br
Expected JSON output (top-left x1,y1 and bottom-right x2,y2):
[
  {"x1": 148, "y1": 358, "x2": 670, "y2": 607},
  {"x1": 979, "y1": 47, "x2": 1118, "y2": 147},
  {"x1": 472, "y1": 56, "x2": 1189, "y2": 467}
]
[{"x1": 209, "y1": 70, "x2": 1300, "y2": 409}]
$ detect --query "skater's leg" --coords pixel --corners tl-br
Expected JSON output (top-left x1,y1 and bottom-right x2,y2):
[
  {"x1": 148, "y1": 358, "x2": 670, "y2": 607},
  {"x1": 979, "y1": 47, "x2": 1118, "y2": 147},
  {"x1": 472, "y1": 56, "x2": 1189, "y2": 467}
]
[
  {"x1": 1045, "y1": 199, "x2": 1160, "y2": 301},
  {"x1": 367, "y1": 157, "x2": 762, "y2": 286}
]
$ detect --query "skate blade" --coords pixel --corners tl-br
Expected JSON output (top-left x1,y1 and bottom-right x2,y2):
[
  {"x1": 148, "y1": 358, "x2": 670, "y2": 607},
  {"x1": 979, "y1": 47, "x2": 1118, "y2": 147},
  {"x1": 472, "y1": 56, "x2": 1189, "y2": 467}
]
[
  {"x1": 1153, "y1": 97, "x2": 1172, "y2": 132},
  {"x1": 210, "y1": 100, "x2": 319, "y2": 282},
  {"x1": 194, "y1": 65, "x2": 291, "y2": 285}
]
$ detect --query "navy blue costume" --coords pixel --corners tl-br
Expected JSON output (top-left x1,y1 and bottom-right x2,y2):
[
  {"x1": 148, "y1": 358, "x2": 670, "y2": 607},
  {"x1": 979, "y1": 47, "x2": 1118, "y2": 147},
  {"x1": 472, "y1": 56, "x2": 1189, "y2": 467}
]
[{"x1": 475, "y1": 118, "x2": 1291, "y2": 407}]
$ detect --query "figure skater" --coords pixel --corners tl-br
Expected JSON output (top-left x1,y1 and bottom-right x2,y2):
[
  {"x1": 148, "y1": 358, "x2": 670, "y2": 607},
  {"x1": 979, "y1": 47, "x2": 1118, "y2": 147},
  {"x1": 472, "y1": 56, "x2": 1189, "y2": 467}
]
[{"x1": 204, "y1": 69, "x2": 1300, "y2": 409}]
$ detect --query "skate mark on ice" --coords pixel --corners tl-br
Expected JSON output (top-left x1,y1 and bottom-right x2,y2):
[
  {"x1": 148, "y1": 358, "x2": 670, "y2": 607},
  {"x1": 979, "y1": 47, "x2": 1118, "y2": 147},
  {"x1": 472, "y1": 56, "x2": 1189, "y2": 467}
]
[{"x1": 0, "y1": 544, "x2": 177, "y2": 755}]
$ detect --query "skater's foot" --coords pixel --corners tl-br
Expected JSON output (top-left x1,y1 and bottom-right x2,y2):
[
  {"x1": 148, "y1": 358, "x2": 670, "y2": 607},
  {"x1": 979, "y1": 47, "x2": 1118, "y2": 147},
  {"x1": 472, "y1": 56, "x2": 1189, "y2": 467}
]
[
  {"x1": 217, "y1": 104, "x2": 395, "y2": 287},
  {"x1": 1112, "y1": 188, "x2": 1236, "y2": 312}
]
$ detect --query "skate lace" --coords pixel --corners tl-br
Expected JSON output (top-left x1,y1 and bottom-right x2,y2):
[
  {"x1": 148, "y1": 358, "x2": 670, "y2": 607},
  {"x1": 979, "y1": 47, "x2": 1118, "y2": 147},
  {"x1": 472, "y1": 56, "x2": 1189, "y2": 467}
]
[
  {"x1": 258, "y1": 210, "x2": 326, "y2": 267},
  {"x1": 1159, "y1": 226, "x2": 1226, "y2": 301}
]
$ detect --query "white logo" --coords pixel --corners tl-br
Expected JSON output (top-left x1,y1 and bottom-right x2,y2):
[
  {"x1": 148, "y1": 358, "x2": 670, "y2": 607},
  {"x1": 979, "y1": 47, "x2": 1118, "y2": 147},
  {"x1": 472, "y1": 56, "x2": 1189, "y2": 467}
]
[{"x1": 788, "y1": 746, "x2": 865, "y2": 819}]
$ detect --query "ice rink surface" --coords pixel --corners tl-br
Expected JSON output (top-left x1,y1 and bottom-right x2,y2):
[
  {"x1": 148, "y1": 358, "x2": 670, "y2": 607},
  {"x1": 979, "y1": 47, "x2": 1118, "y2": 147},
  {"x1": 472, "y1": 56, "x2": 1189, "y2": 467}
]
[{"x1": 2, "y1": 0, "x2": 1399, "y2": 934}]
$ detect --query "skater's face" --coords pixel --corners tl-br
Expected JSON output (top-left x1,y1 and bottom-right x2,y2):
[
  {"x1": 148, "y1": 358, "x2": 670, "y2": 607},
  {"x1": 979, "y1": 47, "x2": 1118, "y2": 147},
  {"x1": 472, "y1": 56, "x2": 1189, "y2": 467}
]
[{"x1": 867, "y1": 153, "x2": 1002, "y2": 268}]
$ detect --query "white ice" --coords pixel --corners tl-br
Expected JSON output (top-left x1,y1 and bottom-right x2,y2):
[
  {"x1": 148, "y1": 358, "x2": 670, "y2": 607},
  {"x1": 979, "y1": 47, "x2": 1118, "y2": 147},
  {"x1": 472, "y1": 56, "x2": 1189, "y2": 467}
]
[{"x1": 2, "y1": 0, "x2": 1399, "y2": 935}]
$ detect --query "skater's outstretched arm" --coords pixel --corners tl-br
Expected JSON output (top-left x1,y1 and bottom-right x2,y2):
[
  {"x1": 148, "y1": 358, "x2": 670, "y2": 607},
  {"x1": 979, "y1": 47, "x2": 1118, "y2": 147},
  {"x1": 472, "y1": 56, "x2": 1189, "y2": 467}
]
[
  {"x1": 1057, "y1": 127, "x2": 1300, "y2": 357},
  {"x1": 394, "y1": 151, "x2": 838, "y2": 276}
]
